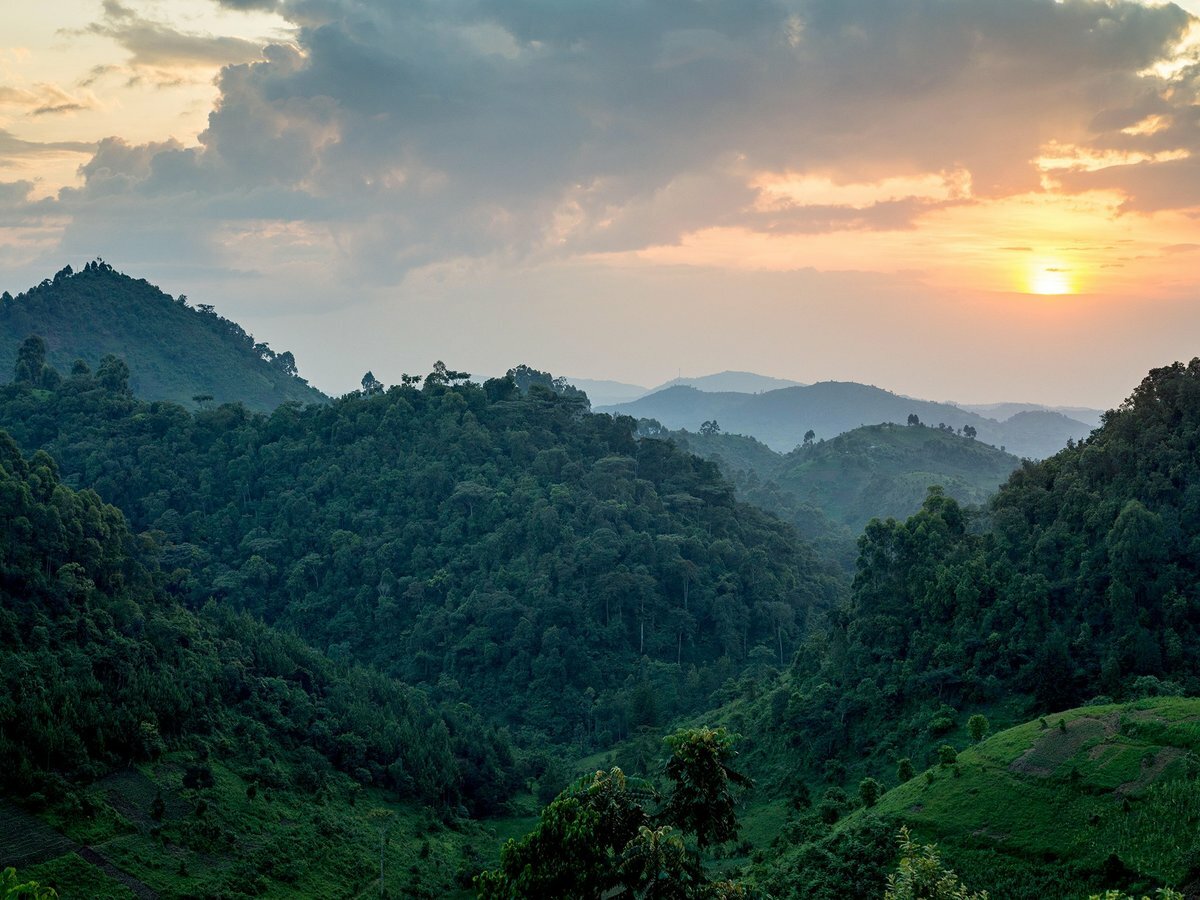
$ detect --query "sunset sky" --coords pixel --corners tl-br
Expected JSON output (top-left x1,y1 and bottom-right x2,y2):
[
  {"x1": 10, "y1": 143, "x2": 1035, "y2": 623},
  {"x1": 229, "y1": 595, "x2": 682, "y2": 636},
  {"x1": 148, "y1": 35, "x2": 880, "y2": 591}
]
[{"x1": 3, "y1": 0, "x2": 1200, "y2": 406}]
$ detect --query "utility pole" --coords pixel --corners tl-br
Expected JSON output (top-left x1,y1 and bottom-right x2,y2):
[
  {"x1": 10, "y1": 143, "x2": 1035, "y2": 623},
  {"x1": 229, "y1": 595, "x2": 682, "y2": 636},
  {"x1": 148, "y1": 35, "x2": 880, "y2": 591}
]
[{"x1": 366, "y1": 808, "x2": 394, "y2": 899}]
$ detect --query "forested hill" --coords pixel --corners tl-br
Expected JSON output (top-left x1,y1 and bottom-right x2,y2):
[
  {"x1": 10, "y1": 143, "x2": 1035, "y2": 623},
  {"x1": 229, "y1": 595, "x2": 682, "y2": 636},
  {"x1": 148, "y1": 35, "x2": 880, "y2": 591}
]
[
  {"x1": 0, "y1": 261, "x2": 327, "y2": 411},
  {"x1": 666, "y1": 422, "x2": 1021, "y2": 568},
  {"x1": 759, "y1": 358, "x2": 1200, "y2": 804},
  {"x1": 0, "y1": 431, "x2": 520, "y2": 895},
  {"x1": 0, "y1": 365, "x2": 843, "y2": 748},
  {"x1": 601, "y1": 381, "x2": 1093, "y2": 459}
]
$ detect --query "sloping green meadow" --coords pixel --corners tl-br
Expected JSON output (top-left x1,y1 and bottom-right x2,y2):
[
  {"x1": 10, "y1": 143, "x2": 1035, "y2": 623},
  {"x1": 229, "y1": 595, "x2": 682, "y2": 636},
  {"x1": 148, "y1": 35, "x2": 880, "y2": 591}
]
[
  {"x1": 6, "y1": 752, "x2": 508, "y2": 899},
  {"x1": 846, "y1": 698, "x2": 1200, "y2": 895}
]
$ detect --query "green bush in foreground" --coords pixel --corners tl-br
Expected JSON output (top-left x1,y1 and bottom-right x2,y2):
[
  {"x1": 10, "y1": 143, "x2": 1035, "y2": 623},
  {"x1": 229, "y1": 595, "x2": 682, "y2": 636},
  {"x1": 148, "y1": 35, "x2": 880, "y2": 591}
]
[
  {"x1": 884, "y1": 828, "x2": 988, "y2": 900},
  {"x1": 1, "y1": 868, "x2": 57, "y2": 900}
]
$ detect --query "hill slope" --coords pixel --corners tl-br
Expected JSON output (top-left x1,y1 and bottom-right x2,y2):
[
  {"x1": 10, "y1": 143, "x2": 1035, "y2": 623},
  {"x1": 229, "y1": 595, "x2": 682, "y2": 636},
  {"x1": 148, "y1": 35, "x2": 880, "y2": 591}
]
[
  {"x1": 0, "y1": 433, "x2": 516, "y2": 897},
  {"x1": 0, "y1": 366, "x2": 843, "y2": 749},
  {"x1": 602, "y1": 381, "x2": 1094, "y2": 459},
  {"x1": 804, "y1": 697, "x2": 1200, "y2": 899},
  {"x1": 769, "y1": 423, "x2": 1019, "y2": 528},
  {"x1": 0, "y1": 261, "x2": 326, "y2": 411},
  {"x1": 670, "y1": 423, "x2": 1020, "y2": 565}
]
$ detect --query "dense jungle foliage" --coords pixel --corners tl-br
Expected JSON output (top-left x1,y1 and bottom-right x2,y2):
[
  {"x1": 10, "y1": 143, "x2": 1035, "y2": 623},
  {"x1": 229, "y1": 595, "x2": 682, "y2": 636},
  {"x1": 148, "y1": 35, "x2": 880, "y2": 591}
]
[
  {"x1": 0, "y1": 354, "x2": 842, "y2": 751},
  {"x1": 0, "y1": 263, "x2": 325, "y2": 411},
  {"x1": 726, "y1": 359, "x2": 1200, "y2": 826},
  {"x1": 0, "y1": 430, "x2": 517, "y2": 816}
]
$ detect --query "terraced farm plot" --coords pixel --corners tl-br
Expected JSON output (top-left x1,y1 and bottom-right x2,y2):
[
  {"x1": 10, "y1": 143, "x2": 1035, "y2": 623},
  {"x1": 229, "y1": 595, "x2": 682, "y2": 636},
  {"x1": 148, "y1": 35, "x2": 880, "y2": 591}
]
[
  {"x1": 832, "y1": 698, "x2": 1200, "y2": 898},
  {"x1": 1008, "y1": 715, "x2": 1113, "y2": 777},
  {"x1": 0, "y1": 801, "x2": 78, "y2": 867}
]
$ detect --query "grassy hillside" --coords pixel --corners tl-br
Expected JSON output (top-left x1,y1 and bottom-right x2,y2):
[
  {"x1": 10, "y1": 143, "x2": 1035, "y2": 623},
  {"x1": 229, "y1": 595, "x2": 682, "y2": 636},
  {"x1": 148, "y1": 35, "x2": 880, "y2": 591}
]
[
  {"x1": 0, "y1": 261, "x2": 326, "y2": 411},
  {"x1": 603, "y1": 381, "x2": 1094, "y2": 459},
  {"x1": 584, "y1": 696, "x2": 1200, "y2": 899},
  {"x1": 3, "y1": 760, "x2": 496, "y2": 900},
  {"x1": 821, "y1": 697, "x2": 1200, "y2": 899}
]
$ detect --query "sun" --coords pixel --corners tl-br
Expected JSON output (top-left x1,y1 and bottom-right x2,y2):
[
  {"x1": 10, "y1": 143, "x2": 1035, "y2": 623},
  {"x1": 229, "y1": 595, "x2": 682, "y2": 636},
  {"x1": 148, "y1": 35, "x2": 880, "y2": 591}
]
[{"x1": 1029, "y1": 263, "x2": 1074, "y2": 295}]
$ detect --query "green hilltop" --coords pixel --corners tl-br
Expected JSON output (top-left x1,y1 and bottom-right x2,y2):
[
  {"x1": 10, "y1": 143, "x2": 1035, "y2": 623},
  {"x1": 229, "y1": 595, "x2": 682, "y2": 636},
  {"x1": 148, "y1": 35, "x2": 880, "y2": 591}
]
[
  {"x1": 666, "y1": 422, "x2": 1020, "y2": 568},
  {"x1": 0, "y1": 261, "x2": 327, "y2": 411},
  {"x1": 824, "y1": 697, "x2": 1200, "y2": 899}
]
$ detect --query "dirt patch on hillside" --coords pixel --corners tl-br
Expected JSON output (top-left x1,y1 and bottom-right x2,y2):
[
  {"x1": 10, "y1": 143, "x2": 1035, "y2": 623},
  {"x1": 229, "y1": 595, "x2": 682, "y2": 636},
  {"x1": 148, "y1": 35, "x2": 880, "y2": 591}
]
[
  {"x1": 1009, "y1": 715, "x2": 1116, "y2": 778},
  {"x1": 1115, "y1": 747, "x2": 1185, "y2": 796}
]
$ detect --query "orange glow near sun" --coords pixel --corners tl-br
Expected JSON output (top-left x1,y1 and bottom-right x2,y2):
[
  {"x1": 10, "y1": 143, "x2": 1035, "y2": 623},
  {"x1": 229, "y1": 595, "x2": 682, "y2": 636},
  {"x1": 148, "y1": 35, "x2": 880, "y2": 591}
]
[{"x1": 1029, "y1": 263, "x2": 1074, "y2": 295}]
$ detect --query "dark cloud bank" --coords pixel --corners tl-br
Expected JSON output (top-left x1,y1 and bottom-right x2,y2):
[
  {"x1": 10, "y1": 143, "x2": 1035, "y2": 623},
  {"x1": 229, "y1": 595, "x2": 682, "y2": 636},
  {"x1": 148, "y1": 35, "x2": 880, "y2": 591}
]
[{"x1": 10, "y1": 0, "x2": 1200, "y2": 280}]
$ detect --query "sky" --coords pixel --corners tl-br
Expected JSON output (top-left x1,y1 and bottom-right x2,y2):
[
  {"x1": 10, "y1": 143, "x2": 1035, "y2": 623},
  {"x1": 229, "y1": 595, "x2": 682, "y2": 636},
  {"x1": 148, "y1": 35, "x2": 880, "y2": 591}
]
[{"x1": 3, "y1": 0, "x2": 1200, "y2": 406}]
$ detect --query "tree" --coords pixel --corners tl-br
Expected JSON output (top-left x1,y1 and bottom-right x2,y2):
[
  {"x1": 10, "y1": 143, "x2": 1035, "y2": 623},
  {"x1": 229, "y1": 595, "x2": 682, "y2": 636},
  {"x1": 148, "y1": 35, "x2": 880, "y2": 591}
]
[
  {"x1": 699, "y1": 420, "x2": 721, "y2": 436},
  {"x1": 361, "y1": 371, "x2": 384, "y2": 396},
  {"x1": 967, "y1": 714, "x2": 989, "y2": 743},
  {"x1": 14, "y1": 336, "x2": 48, "y2": 385},
  {"x1": 97, "y1": 354, "x2": 131, "y2": 393},
  {"x1": 478, "y1": 733, "x2": 752, "y2": 899},
  {"x1": 475, "y1": 768, "x2": 652, "y2": 898},
  {"x1": 617, "y1": 825, "x2": 703, "y2": 898},
  {"x1": 885, "y1": 827, "x2": 988, "y2": 900},
  {"x1": 906, "y1": 414, "x2": 921, "y2": 427},
  {"x1": 274, "y1": 350, "x2": 299, "y2": 377},
  {"x1": 938, "y1": 745, "x2": 957, "y2": 766},
  {"x1": 803, "y1": 429, "x2": 816, "y2": 446},
  {"x1": 662, "y1": 726, "x2": 752, "y2": 848},
  {"x1": 962, "y1": 424, "x2": 977, "y2": 440},
  {"x1": 427, "y1": 360, "x2": 470, "y2": 386},
  {"x1": 859, "y1": 776, "x2": 882, "y2": 808},
  {"x1": 897, "y1": 758, "x2": 915, "y2": 783}
]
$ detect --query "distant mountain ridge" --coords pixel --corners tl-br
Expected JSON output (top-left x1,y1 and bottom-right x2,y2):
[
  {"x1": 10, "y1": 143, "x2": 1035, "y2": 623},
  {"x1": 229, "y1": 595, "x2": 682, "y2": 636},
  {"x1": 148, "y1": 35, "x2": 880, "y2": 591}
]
[
  {"x1": 957, "y1": 401, "x2": 1105, "y2": 429},
  {"x1": 645, "y1": 370, "x2": 805, "y2": 394},
  {"x1": 563, "y1": 371, "x2": 805, "y2": 406},
  {"x1": 562, "y1": 376, "x2": 648, "y2": 406},
  {"x1": 601, "y1": 380, "x2": 1094, "y2": 459},
  {"x1": 0, "y1": 261, "x2": 327, "y2": 411}
]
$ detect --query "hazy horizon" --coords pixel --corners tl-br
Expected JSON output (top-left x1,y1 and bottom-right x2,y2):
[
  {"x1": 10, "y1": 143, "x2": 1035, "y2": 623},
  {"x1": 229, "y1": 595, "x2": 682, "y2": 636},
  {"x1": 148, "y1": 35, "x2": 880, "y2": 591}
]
[{"x1": 5, "y1": 0, "x2": 1200, "y2": 408}]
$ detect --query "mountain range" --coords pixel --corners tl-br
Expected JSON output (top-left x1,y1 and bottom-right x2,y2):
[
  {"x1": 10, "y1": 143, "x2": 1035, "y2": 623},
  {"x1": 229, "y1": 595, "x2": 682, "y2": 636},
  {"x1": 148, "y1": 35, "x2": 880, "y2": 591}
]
[
  {"x1": 565, "y1": 371, "x2": 805, "y2": 406},
  {"x1": 600, "y1": 381, "x2": 1096, "y2": 459}
]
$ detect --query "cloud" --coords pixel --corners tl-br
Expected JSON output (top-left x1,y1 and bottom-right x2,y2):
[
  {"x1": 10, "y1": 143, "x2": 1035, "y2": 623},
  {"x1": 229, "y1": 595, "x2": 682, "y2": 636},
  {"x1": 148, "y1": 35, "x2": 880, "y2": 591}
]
[
  {"x1": 0, "y1": 180, "x2": 34, "y2": 206},
  {"x1": 83, "y1": 1, "x2": 268, "y2": 71},
  {"x1": 32, "y1": 0, "x2": 1200, "y2": 286},
  {"x1": 214, "y1": 0, "x2": 280, "y2": 10},
  {"x1": 0, "y1": 84, "x2": 97, "y2": 116},
  {"x1": 0, "y1": 129, "x2": 96, "y2": 157}
]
